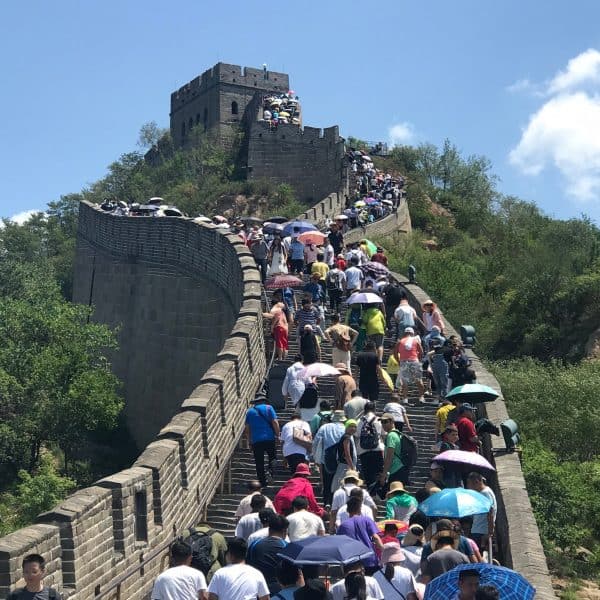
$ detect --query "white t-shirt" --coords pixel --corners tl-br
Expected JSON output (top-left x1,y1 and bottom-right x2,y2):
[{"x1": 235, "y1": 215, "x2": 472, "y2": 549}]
[
  {"x1": 331, "y1": 485, "x2": 377, "y2": 512},
  {"x1": 373, "y1": 566, "x2": 417, "y2": 598},
  {"x1": 471, "y1": 486, "x2": 497, "y2": 535},
  {"x1": 207, "y1": 563, "x2": 269, "y2": 600},
  {"x1": 330, "y1": 575, "x2": 383, "y2": 600},
  {"x1": 235, "y1": 492, "x2": 275, "y2": 518},
  {"x1": 335, "y1": 503, "x2": 374, "y2": 527},
  {"x1": 247, "y1": 526, "x2": 269, "y2": 545},
  {"x1": 151, "y1": 565, "x2": 207, "y2": 600},
  {"x1": 235, "y1": 513, "x2": 262, "y2": 540},
  {"x1": 280, "y1": 420, "x2": 311, "y2": 458},
  {"x1": 287, "y1": 510, "x2": 325, "y2": 541}
]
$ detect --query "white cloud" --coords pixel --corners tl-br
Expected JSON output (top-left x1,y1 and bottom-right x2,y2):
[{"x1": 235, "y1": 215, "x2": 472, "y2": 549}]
[
  {"x1": 0, "y1": 209, "x2": 43, "y2": 228},
  {"x1": 388, "y1": 122, "x2": 416, "y2": 146},
  {"x1": 548, "y1": 48, "x2": 600, "y2": 94},
  {"x1": 507, "y1": 78, "x2": 533, "y2": 94},
  {"x1": 509, "y1": 49, "x2": 600, "y2": 204}
]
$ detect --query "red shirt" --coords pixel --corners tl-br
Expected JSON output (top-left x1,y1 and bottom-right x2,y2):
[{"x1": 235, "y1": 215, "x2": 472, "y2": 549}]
[
  {"x1": 274, "y1": 476, "x2": 325, "y2": 517},
  {"x1": 456, "y1": 416, "x2": 478, "y2": 452}
]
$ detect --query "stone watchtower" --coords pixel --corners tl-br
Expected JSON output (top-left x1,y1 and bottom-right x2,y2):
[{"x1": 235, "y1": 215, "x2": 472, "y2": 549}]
[{"x1": 170, "y1": 62, "x2": 290, "y2": 148}]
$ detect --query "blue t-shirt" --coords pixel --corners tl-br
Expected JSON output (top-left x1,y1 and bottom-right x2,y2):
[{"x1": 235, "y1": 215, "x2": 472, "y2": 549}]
[
  {"x1": 246, "y1": 404, "x2": 278, "y2": 443},
  {"x1": 282, "y1": 287, "x2": 295, "y2": 309},
  {"x1": 290, "y1": 240, "x2": 305, "y2": 260}
]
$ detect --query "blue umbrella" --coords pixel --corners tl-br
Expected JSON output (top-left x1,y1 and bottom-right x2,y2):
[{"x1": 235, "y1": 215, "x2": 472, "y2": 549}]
[
  {"x1": 276, "y1": 534, "x2": 374, "y2": 566},
  {"x1": 282, "y1": 220, "x2": 318, "y2": 237},
  {"x1": 424, "y1": 563, "x2": 536, "y2": 600},
  {"x1": 446, "y1": 383, "x2": 499, "y2": 403},
  {"x1": 418, "y1": 488, "x2": 492, "y2": 519}
]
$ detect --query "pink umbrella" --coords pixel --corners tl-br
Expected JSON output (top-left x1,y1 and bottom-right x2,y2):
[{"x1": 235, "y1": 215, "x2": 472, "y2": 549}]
[
  {"x1": 298, "y1": 231, "x2": 327, "y2": 246},
  {"x1": 432, "y1": 450, "x2": 496, "y2": 472},
  {"x1": 265, "y1": 275, "x2": 304, "y2": 289},
  {"x1": 299, "y1": 363, "x2": 341, "y2": 378}
]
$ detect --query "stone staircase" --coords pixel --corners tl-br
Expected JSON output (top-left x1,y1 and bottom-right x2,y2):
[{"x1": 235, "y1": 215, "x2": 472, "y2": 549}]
[{"x1": 205, "y1": 286, "x2": 439, "y2": 537}]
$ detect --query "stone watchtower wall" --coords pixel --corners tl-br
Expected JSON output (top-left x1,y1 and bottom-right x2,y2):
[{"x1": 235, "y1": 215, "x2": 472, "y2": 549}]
[
  {"x1": 0, "y1": 202, "x2": 266, "y2": 599},
  {"x1": 170, "y1": 62, "x2": 290, "y2": 148},
  {"x1": 246, "y1": 123, "x2": 346, "y2": 205}
]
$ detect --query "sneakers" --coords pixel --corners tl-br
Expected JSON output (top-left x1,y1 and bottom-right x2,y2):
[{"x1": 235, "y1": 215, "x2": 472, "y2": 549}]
[{"x1": 418, "y1": 396, "x2": 428, "y2": 404}]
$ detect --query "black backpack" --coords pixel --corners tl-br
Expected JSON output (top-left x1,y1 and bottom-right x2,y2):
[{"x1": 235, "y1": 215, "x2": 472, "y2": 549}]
[
  {"x1": 400, "y1": 433, "x2": 418, "y2": 468},
  {"x1": 298, "y1": 383, "x2": 319, "y2": 409},
  {"x1": 182, "y1": 528, "x2": 216, "y2": 575},
  {"x1": 359, "y1": 415, "x2": 379, "y2": 450},
  {"x1": 8, "y1": 590, "x2": 58, "y2": 600},
  {"x1": 327, "y1": 270, "x2": 342, "y2": 290}
]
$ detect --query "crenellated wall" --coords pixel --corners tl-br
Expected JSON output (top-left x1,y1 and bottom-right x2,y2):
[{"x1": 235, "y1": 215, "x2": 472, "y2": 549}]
[{"x1": 0, "y1": 202, "x2": 267, "y2": 599}]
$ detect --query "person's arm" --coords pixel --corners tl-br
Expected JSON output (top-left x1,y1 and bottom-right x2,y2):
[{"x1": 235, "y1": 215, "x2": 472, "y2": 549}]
[
  {"x1": 471, "y1": 543, "x2": 483, "y2": 563},
  {"x1": 348, "y1": 327, "x2": 358, "y2": 340},
  {"x1": 392, "y1": 343, "x2": 400, "y2": 363},
  {"x1": 371, "y1": 531, "x2": 385, "y2": 551},
  {"x1": 199, "y1": 590, "x2": 208, "y2": 600},
  {"x1": 342, "y1": 437, "x2": 355, "y2": 469},
  {"x1": 244, "y1": 424, "x2": 251, "y2": 446},
  {"x1": 379, "y1": 444, "x2": 395, "y2": 485},
  {"x1": 271, "y1": 418, "x2": 281, "y2": 438}
]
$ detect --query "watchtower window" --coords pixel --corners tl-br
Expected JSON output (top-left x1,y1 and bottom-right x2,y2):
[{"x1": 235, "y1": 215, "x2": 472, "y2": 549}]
[
  {"x1": 231, "y1": 101, "x2": 239, "y2": 115},
  {"x1": 134, "y1": 490, "x2": 148, "y2": 542}
]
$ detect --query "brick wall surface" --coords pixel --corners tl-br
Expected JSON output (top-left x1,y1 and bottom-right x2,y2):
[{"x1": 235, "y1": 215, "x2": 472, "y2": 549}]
[{"x1": 0, "y1": 202, "x2": 266, "y2": 599}]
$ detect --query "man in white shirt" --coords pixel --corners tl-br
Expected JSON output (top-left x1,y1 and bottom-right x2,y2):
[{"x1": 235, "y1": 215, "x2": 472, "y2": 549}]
[
  {"x1": 152, "y1": 541, "x2": 208, "y2": 600},
  {"x1": 235, "y1": 481, "x2": 274, "y2": 520},
  {"x1": 235, "y1": 494, "x2": 267, "y2": 540},
  {"x1": 286, "y1": 496, "x2": 326, "y2": 541},
  {"x1": 334, "y1": 487, "x2": 375, "y2": 527},
  {"x1": 208, "y1": 538, "x2": 269, "y2": 600},
  {"x1": 330, "y1": 471, "x2": 377, "y2": 532},
  {"x1": 329, "y1": 561, "x2": 383, "y2": 600},
  {"x1": 344, "y1": 256, "x2": 364, "y2": 292},
  {"x1": 280, "y1": 413, "x2": 312, "y2": 474}
]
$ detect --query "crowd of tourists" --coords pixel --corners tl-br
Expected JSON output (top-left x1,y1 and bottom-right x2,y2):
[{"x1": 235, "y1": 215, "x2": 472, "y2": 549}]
[
  {"x1": 15, "y1": 210, "x2": 525, "y2": 599},
  {"x1": 261, "y1": 91, "x2": 302, "y2": 127}
]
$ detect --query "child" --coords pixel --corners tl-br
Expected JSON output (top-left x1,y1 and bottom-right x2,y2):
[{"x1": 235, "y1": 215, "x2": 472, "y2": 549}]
[{"x1": 8, "y1": 554, "x2": 62, "y2": 599}]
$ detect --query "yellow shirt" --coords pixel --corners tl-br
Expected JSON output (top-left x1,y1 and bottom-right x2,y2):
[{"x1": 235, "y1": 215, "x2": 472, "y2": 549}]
[
  {"x1": 436, "y1": 403, "x2": 455, "y2": 433},
  {"x1": 311, "y1": 261, "x2": 329, "y2": 281}
]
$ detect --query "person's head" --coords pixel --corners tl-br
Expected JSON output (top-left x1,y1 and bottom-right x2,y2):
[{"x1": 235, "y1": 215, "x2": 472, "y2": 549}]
[
  {"x1": 22, "y1": 554, "x2": 46, "y2": 589},
  {"x1": 170, "y1": 541, "x2": 192, "y2": 566},
  {"x1": 311, "y1": 273, "x2": 320, "y2": 283},
  {"x1": 277, "y1": 559, "x2": 304, "y2": 588},
  {"x1": 247, "y1": 480, "x2": 263, "y2": 492},
  {"x1": 431, "y1": 519, "x2": 460, "y2": 551},
  {"x1": 344, "y1": 470, "x2": 363, "y2": 487},
  {"x1": 294, "y1": 463, "x2": 312, "y2": 478},
  {"x1": 350, "y1": 256, "x2": 359, "y2": 266},
  {"x1": 459, "y1": 403, "x2": 476, "y2": 421},
  {"x1": 458, "y1": 569, "x2": 481, "y2": 599},
  {"x1": 442, "y1": 425, "x2": 459, "y2": 444},
  {"x1": 344, "y1": 419, "x2": 358, "y2": 435},
  {"x1": 292, "y1": 496, "x2": 309, "y2": 512},
  {"x1": 317, "y1": 253, "x2": 324, "y2": 262},
  {"x1": 301, "y1": 297, "x2": 312, "y2": 308},
  {"x1": 349, "y1": 487, "x2": 364, "y2": 501},
  {"x1": 226, "y1": 537, "x2": 248, "y2": 564},
  {"x1": 291, "y1": 411, "x2": 302, "y2": 421},
  {"x1": 376, "y1": 246, "x2": 384, "y2": 254},
  {"x1": 294, "y1": 577, "x2": 332, "y2": 600},
  {"x1": 403, "y1": 326, "x2": 415, "y2": 337},
  {"x1": 272, "y1": 289, "x2": 283, "y2": 301},
  {"x1": 258, "y1": 508, "x2": 276, "y2": 526},
  {"x1": 364, "y1": 341, "x2": 376, "y2": 353},
  {"x1": 250, "y1": 493, "x2": 267, "y2": 512},
  {"x1": 423, "y1": 300, "x2": 435, "y2": 313},
  {"x1": 475, "y1": 585, "x2": 500, "y2": 600},
  {"x1": 363, "y1": 401, "x2": 376, "y2": 414},
  {"x1": 383, "y1": 522, "x2": 399, "y2": 537},
  {"x1": 330, "y1": 312, "x2": 341, "y2": 324},
  {"x1": 380, "y1": 412, "x2": 396, "y2": 433},
  {"x1": 466, "y1": 471, "x2": 486, "y2": 491},
  {"x1": 346, "y1": 495, "x2": 363, "y2": 515},
  {"x1": 336, "y1": 362, "x2": 351, "y2": 375},
  {"x1": 319, "y1": 400, "x2": 331, "y2": 411},
  {"x1": 402, "y1": 523, "x2": 425, "y2": 547},
  {"x1": 268, "y1": 513, "x2": 289, "y2": 536},
  {"x1": 429, "y1": 462, "x2": 444, "y2": 483},
  {"x1": 344, "y1": 571, "x2": 367, "y2": 600}
]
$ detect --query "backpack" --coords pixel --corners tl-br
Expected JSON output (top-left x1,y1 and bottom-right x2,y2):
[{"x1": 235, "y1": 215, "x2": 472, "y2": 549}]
[
  {"x1": 298, "y1": 383, "x2": 319, "y2": 409},
  {"x1": 400, "y1": 433, "x2": 418, "y2": 468},
  {"x1": 8, "y1": 590, "x2": 58, "y2": 600},
  {"x1": 359, "y1": 415, "x2": 379, "y2": 450},
  {"x1": 327, "y1": 270, "x2": 342, "y2": 290},
  {"x1": 323, "y1": 436, "x2": 343, "y2": 473},
  {"x1": 182, "y1": 528, "x2": 216, "y2": 575},
  {"x1": 315, "y1": 411, "x2": 332, "y2": 432}
]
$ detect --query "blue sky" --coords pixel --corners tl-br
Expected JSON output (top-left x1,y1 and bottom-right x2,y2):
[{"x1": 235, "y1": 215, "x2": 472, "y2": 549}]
[{"x1": 2, "y1": 0, "x2": 600, "y2": 224}]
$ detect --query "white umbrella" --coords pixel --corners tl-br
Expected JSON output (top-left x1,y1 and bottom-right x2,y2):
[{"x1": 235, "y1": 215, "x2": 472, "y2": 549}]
[
  {"x1": 382, "y1": 199, "x2": 393, "y2": 206},
  {"x1": 194, "y1": 216, "x2": 212, "y2": 223},
  {"x1": 346, "y1": 292, "x2": 383, "y2": 305},
  {"x1": 334, "y1": 214, "x2": 349, "y2": 220},
  {"x1": 299, "y1": 363, "x2": 341, "y2": 378}
]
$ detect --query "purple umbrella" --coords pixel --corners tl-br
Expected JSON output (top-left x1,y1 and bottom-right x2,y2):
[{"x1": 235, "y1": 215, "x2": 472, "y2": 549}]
[
  {"x1": 433, "y1": 449, "x2": 495, "y2": 473},
  {"x1": 360, "y1": 261, "x2": 389, "y2": 278},
  {"x1": 365, "y1": 196, "x2": 378, "y2": 205}
]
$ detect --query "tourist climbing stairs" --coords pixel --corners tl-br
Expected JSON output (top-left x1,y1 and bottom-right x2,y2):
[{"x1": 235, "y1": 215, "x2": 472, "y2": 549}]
[{"x1": 205, "y1": 280, "x2": 439, "y2": 536}]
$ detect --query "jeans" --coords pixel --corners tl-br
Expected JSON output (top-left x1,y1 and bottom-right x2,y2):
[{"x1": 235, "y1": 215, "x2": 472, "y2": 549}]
[
  {"x1": 285, "y1": 453, "x2": 307, "y2": 474},
  {"x1": 290, "y1": 258, "x2": 304, "y2": 274},
  {"x1": 432, "y1": 363, "x2": 450, "y2": 397},
  {"x1": 255, "y1": 258, "x2": 268, "y2": 283},
  {"x1": 252, "y1": 440, "x2": 276, "y2": 486},
  {"x1": 321, "y1": 467, "x2": 335, "y2": 506},
  {"x1": 329, "y1": 289, "x2": 343, "y2": 313}
]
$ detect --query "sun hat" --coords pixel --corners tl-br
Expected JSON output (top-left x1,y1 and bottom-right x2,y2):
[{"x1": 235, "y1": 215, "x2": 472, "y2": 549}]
[
  {"x1": 404, "y1": 326, "x2": 415, "y2": 334},
  {"x1": 294, "y1": 463, "x2": 311, "y2": 476},
  {"x1": 386, "y1": 481, "x2": 412, "y2": 498},
  {"x1": 381, "y1": 412, "x2": 396, "y2": 422},
  {"x1": 423, "y1": 299, "x2": 434, "y2": 306},
  {"x1": 331, "y1": 410, "x2": 346, "y2": 423},
  {"x1": 431, "y1": 518, "x2": 459, "y2": 550},
  {"x1": 402, "y1": 524, "x2": 425, "y2": 547},
  {"x1": 343, "y1": 470, "x2": 364, "y2": 486},
  {"x1": 381, "y1": 542, "x2": 405, "y2": 564}
]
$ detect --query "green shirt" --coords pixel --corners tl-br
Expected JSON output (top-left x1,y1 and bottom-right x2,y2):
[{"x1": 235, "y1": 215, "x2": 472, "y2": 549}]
[
  {"x1": 386, "y1": 429, "x2": 403, "y2": 474},
  {"x1": 385, "y1": 492, "x2": 418, "y2": 521},
  {"x1": 362, "y1": 307, "x2": 386, "y2": 335}
]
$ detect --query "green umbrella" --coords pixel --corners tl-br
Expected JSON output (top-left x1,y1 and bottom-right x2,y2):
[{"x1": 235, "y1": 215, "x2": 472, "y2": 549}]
[{"x1": 446, "y1": 383, "x2": 499, "y2": 403}]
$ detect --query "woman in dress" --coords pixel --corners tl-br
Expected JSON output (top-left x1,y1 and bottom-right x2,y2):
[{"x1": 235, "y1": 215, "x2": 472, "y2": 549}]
[{"x1": 268, "y1": 236, "x2": 288, "y2": 275}]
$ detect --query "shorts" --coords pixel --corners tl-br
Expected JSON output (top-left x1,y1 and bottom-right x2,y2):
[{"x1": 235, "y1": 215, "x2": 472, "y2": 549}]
[
  {"x1": 398, "y1": 360, "x2": 422, "y2": 385},
  {"x1": 273, "y1": 325, "x2": 289, "y2": 350},
  {"x1": 368, "y1": 333, "x2": 384, "y2": 348}
]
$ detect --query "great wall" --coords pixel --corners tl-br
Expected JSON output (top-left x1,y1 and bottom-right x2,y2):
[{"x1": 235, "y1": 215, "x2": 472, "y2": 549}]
[{"x1": 0, "y1": 62, "x2": 557, "y2": 599}]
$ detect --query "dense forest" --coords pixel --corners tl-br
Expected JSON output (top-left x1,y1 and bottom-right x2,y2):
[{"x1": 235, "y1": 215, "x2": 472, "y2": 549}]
[
  {"x1": 2, "y1": 126, "x2": 599, "y2": 589},
  {"x1": 375, "y1": 142, "x2": 600, "y2": 584}
]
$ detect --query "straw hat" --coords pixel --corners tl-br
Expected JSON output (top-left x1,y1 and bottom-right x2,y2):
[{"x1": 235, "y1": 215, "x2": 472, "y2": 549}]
[
  {"x1": 381, "y1": 542, "x2": 405, "y2": 564},
  {"x1": 386, "y1": 481, "x2": 412, "y2": 498},
  {"x1": 402, "y1": 524, "x2": 425, "y2": 547},
  {"x1": 343, "y1": 470, "x2": 364, "y2": 487},
  {"x1": 331, "y1": 410, "x2": 346, "y2": 423}
]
